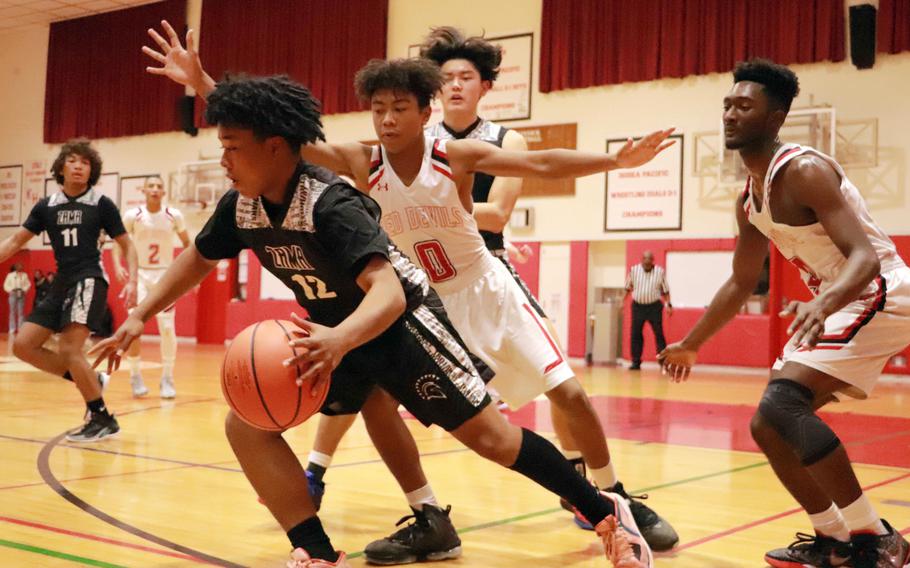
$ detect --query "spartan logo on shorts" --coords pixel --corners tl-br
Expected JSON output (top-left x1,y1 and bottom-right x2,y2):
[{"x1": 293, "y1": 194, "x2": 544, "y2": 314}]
[{"x1": 416, "y1": 374, "x2": 447, "y2": 401}]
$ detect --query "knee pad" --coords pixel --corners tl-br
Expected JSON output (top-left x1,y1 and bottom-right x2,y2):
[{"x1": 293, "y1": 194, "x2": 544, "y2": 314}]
[{"x1": 757, "y1": 379, "x2": 841, "y2": 466}]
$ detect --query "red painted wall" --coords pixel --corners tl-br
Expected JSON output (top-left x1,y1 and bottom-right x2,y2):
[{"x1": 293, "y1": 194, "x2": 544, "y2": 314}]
[{"x1": 623, "y1": 238, "x2": 771, "y2": 367}]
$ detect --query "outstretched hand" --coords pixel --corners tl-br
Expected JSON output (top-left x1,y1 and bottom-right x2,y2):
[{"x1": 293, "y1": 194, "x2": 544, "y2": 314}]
[
  {"x1": 657, "y1": 341, "x2": 697, "y2": 383},
  {"x1": 614, "y1": 128, "x2": 676, "y2": 169},
  {"x1": 142, "y1": 20, "x2": 207, "y2": 91},
  {"x1": 87, "y1": 316, "x2": 145, "y2": 374}
]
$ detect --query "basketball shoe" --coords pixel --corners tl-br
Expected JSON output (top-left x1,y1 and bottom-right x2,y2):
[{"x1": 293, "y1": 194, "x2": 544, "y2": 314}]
[
  {"x1": 160, "y1": 374, "x2": 176, "y2": 399},
  {"x1": 829, "y1": 521, "x2": 910, "y2": 568},
  {"x1": 287, "y1": 548, "x2": 350, "y2": 567},
  {"x1": 363, "y1": 504, "x2": 462, "y2": 565},
  {"x1": 565, "y1": 481, "x2": 679, "y2": 551},
  {"x1": 594, "y1": 491, "x2": 654, "y2": 568},
  {"x1": 765, "y1": 532, "x2": 848, "y2": 568},
  {"x1": 131, "y1": 373, "x2": 148, "y2": 397},
  {"x1": 66, "y1": 413, "x2": 119, "y2": 443}
]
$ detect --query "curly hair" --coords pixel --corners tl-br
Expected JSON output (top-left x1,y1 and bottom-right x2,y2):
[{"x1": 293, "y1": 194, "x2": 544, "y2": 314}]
[
  {"x1": 354, "y1": 58, "x2": 443, "y2": 109},
  {"x1": 51, "y1": 138, "x2": 102, "y2": 187},
  {"x1": 419, "y1": 26, "x2": 502, "y2": 83},
  {"x1": 733, "y1": 58, "x2": 800, "y2": 113},
  {"x1": 205, "y1": 74, "x2": 325, "y2": 152}
]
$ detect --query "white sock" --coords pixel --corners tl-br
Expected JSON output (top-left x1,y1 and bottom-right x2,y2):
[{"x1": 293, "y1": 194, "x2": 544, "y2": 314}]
[
  {"x1": 840, "y1": 494, "x2": 887, "y2": 536},
  {"x1": 127, "y1": 356, "x2": 141, "y2": 377},
  {"x1": 590, "y1": 462, "x2": 619, "y2": 490},
  {"x1": 307, "y1": 450, "x2": 333, "y2": 469},
  {"x1": 808, "y1": 503, "x2": 849, "y2": 541},
  {"x1": 162, "y1": 359, "x2": 175, "y2": 379},
  {"x1": 404, "y1": 483, "x2": 438, "y2": 512}
]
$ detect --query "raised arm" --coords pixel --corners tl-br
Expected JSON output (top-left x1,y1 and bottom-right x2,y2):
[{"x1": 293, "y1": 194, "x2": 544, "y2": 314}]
[
  {"x1": 472, "y1": 130, "x2": 527, "y2": 232},
  {"x1": 447, "y1": 128, "x2": 675, "y2": 180},
  {"x1": 143, "y1": 20, "x2": 216, "y2": 97},
  {"x1": 0, "y1": 229, "x2": 35, "y2": 265},
  {"x1": 659, "y1": 192, "x2": 769, "y2": 379},
  {"x1": 300, "y1": 142, "x2": 373, "y2": 189}
]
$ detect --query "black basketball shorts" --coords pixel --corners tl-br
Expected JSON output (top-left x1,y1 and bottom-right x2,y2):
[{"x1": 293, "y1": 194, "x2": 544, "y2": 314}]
[{"x1": 27, "y1": 277, "x2": 110, "y2": 334}]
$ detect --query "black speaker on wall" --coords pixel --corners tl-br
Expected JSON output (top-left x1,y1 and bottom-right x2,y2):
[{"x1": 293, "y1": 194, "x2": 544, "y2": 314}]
[
  {"x1": 849, "y1": 4, "x2": 877, "y2": 70},
  {"x1": 178, "y1": 95, "x2": 198, "y2": 136}
]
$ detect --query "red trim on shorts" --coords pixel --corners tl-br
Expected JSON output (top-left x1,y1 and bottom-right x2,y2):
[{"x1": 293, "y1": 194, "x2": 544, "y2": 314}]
[
  {"x1": 802, "y1": 275, "x2": 887, "y2": 351},
  {"x1": 522, "y1": 303, "x2": 564, "y2": 373}
]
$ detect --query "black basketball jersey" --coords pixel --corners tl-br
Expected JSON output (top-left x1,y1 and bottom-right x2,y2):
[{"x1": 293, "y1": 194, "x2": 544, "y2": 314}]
[
  {"x1": 425, "y1": 118, "x2": 509, "y2": 251},
  {"x1": 23, "y1": 188, "x2": 126, "y2": 285},
  {"x1": 195, "y1": 163, "x2": 429, "y2": 329}
]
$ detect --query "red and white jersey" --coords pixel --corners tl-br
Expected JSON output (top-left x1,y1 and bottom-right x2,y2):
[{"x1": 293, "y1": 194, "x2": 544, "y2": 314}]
[
  {"x1": 744, "y1": 143, "x2": 904, "y2": 295},
  {"x1": 123, "y1": 205, "x2": 186, "y2": 269},
  {"x1": 368, "y1": 137, "x2": 495, "y2": 295}
]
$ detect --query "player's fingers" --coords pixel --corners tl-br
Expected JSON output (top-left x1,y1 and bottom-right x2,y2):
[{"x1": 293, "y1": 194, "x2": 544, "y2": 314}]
[
  {"x1": 683, "y1": 366, "x2": 691, "y2": 381},
  {"x1": 656, "y1": 140, "x2": 675, "y2": 153},
  {"x1": 142, "y1": 46, "x2": 166, "y2": 63},
  {"x1": 283, "y1": 348, "x2": 311, "y2": 367},
  {"x1": 87, "y1": 337, "x2": 115, "y2": 356},
  {"x1": 296, "y1": 361, "x2": 324, "y2": 386},
  {"x1": 146, "y1": 66, "x2": 167, "y2": 76},
  {"x1": 186, "y1": 28, "x2": 197, "y2": 53},
  {"x1": 787, "y1": 311, "x2": 807, "y2": 335},
  {"x1": 780, "y1": 301, "x2": 799, "y2": 317},
  {"x1": 148, "y1": 28, "x2": 170, "y2": 53},
  {"x1": 161, "y1": 20, "x2": 180, "y2": 47}
]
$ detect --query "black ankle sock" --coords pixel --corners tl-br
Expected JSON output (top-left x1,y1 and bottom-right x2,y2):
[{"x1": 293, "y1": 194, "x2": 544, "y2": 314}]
[
  {"x1": 86, "y1": 397, "x2": 111, "y2": 419},
  {"x1": 62, "y1": 371, "x2": 73, "y2": 382},
  {"x1": 509, "y1": 428, "x2": 614, "y2": 525},
  {"x1": 306, "y1": 463, "x2": 327, "y2": 484},
  {"x1": 287, "y1": 517, "x2": 337, "y2": 562}
]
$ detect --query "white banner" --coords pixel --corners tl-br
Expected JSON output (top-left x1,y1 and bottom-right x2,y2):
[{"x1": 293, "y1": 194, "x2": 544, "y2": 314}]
[
  {"x1": 409, "y1": 32, "x2": 533, "y2": 123},
  {"x1": 0, "y1": 165, "x2": 23, "y2": 227},
  {"x1": 21, "y1": 160, "x2": 45, "y2": 224},
  {"x1": 604, "y1": 134, "x2": 683, "y2": 231}
]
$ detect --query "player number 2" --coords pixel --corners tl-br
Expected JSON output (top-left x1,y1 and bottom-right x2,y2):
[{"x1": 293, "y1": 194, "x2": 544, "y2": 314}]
[
  {"x1": 414, "y1": 240, "x2": 456, "y2": 282},
  {"x1": 148, "y1": 244, "x2": 160, "y2": 265},
  {"x1": 291, "y1": 275, "x2": 338, "y2": 300},
  {"x1": 61, "y1": 227, "x2": 78, "y2": 247}
]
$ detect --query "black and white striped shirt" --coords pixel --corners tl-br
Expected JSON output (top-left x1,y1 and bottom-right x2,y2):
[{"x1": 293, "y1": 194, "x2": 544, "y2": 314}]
[{"x1": 626, "y1": 264, "x2": 669, "y2": 304}]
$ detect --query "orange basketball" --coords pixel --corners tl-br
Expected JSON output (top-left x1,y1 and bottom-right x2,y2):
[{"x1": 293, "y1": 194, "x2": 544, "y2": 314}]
[{"x1": 221, "y1": 319, "x2": 329, "y2": 431}]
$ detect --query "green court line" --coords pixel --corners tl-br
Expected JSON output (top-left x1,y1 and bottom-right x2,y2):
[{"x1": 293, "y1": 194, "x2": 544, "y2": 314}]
[
  {"x1": 0, "y1": 537, "x2": 129, "y2": 568},
  {"x1": 347, "y1": 459, "x2": 770, "y2": 559}
]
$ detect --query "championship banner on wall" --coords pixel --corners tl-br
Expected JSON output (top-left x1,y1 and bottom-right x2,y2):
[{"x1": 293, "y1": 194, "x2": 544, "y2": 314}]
[
  {"x1": 0, "y1": 165, "x2": 23, "y2": 227},
  {"x1": 22, "y1": 160, "x2": 45, "y2": 224},
  {"x1": 408, "y1": 32, "x2": 533, "y2": 123},
  {"x1": 604, "y1": 134, "x2": 683, "y2": 231}
]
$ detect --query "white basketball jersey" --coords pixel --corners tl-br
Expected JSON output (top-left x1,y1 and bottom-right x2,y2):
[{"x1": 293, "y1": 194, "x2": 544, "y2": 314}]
[
  {"x1": 745, "y1": 144, "x2": 904, "y2": 295},
  {"x1": 123, "y1": 205, "x2": 186, "y2": 269},
  {"x1": 368, "y1": 137, "x2": 495, "y2": 295}
]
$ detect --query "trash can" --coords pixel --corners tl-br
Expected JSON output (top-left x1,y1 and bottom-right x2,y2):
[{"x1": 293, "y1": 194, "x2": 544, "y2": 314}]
[{"x1": 591, "y1": 287, "x2": 625, "y2": 364}]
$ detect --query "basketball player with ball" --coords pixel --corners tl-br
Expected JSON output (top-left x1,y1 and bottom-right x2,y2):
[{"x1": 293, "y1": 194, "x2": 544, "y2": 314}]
[{"x1": 90, "y1": 70, "x2": 655, "y2": 567}]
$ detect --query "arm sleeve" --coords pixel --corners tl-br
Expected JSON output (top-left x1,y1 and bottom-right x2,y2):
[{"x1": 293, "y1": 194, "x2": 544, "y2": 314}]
[
  {"x1": 313, "y1": 185, "x2": 390, "y2": 277},
  {"x1": 194, "y1": 191, "x2": 247, "y2": 260},
  {"x1": 22, "y1": 199, "x2": 47, "y2": 235},
  {"x1": 99, "y1": 196, "x2": 127, "y2": 238}
]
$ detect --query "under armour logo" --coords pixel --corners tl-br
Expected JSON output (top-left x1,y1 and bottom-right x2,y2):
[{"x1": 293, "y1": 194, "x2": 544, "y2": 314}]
[
  {"x1": 376, "y1": 182, "x2": 390, "y2": 192},
  {"x1": 415, "y1": 374, "x2": 447, "y2": 401}
]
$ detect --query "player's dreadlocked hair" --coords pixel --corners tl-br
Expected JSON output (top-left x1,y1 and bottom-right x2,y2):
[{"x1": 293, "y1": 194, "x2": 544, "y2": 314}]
[
  {"x1": 51, "y1": 138, "x2": 103, "y2": 187},
  {"x1": 205, "y1": 74, "x2": 325, "y2": 152},
  {"x1": 419, "y1": 26, "x2": 502, "y2": 83},
  {"x1": 733, "y1": 58, "x2": 800, "y2": 113},
  {"x1": 354, "y1": 58, "x2": 443, "y2": 109}
]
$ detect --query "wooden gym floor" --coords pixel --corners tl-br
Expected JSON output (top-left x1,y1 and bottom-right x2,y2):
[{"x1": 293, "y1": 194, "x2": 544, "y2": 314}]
[{"x1": 1, "y1": 339, "x2": 909, "y2": 567}]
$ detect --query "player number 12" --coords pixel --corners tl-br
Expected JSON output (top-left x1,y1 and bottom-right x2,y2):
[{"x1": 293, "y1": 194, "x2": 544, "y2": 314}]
[{"x1": 291, "y1": 274, "x2": 337, "y2": 300}]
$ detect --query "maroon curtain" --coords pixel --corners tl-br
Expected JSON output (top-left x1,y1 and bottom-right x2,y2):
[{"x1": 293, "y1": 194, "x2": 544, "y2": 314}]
[
  {"x1": 44, "y1": 0, "x2": 187, "y2": 143},
  {"x1": 198, "y1": 0, "x2": 387, "y2": 120},
  {"x1": 878, "y1": 0, "x2": 910, "y2": 54},
  {"x1": 540, "y1": 0, "x2": 845, "y2": 92}
]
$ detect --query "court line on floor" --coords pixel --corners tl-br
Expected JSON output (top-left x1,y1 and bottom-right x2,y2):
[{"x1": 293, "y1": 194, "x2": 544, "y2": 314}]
[
  {"x1": 0, "y1": 537, "x2": 128, "y2": 568},
  {"x1": 673, "y1": 470, "x2": 910, "y2": 552},
  {"x1": 0, "y1": 461, "x2": 198, "y2": 491},
  {"x1": 0, "y1": 515, "x2": 209, "y2": 563}
]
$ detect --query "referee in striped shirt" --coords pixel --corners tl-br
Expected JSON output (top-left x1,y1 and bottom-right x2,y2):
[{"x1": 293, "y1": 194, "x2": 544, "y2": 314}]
[{"x1": 625, "y1": 251, "x2": 672, "y2": 370}]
